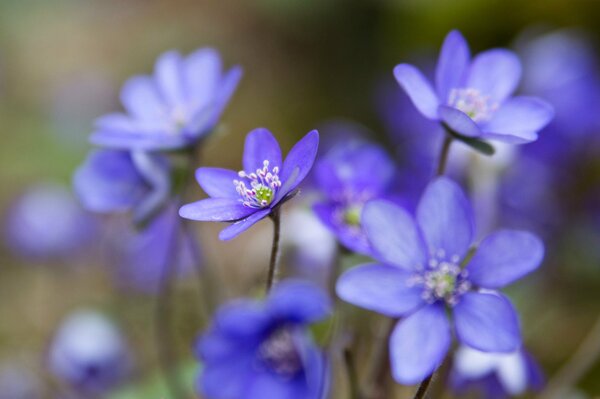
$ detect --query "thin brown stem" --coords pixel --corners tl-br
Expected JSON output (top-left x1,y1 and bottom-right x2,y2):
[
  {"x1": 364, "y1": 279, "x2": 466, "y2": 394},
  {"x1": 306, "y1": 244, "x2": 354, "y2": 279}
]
[
  {"x1": 413, "y1": 372, "x2": 435, "y2": 399},
  {"x1": 265, "y1": 208, "x2": 281, "y2": 292},
  {"x1": 344, "y1": 348, "x2": 363, "y2": 399},
  {"x1": 436, "y1": 135, "x2": 453, "y2": 176}
]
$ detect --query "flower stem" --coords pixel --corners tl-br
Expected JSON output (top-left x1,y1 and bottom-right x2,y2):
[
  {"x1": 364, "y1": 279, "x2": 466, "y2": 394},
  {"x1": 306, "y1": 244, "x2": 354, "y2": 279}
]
[
  {"x1": 436, "y1": 135, "x2": 453, "y2": 176},
  {"x1": 413, "y1": 372, "x2": 434, "y2": 399},
  {"x1": 364, "y1": 317, "x2": 395, "y2": 399},
  {"x1": 266, "y1": 208, "x2": 281, "y2": 292},
  {"x1": 344, "y1": 347, "x2": 363, "y2": 399}
]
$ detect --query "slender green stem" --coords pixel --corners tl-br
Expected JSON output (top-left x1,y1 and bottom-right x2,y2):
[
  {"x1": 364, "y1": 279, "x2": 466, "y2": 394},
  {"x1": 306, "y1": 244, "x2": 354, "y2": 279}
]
[
  {"x1": 344, "y1": 348, "x2": 363, "y2": 399},
  {"x1": 436, "y1": 135, "x2": 453, "y2": 176},
  {"x1": 265, "y1": 208, "x2": 281, "y2": 292},
  {"x1": 413, "y1": 372, "x2": 434, "y2": 399}
]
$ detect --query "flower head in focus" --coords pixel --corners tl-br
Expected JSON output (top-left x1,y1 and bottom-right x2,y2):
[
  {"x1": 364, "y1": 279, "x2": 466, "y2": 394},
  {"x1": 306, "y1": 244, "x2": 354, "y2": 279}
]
[
  {"x1": 313, "y1": 139, "x2": 395, "y2": 255},
  {"x1": 91, "y1": 48, "x2": 242, "y2": 151},
  {"x1": 196, "y1": 280, "x2": 331, "y2": 399},
  {"x1": 395, "y1": 30, "x2": 554, "y2": 144},
  {"x1": 336, "y1": 177, "x2": 544, "y2": 384},
  {"x1": 179, "y1": 128, "x2": 319, "y2": 240},
  {"x1": 48, "y1": 311, "x2": 132, "y2": 395},
  {"x1": 450, "y1": 346, "x2": 543, "y2": 398}
]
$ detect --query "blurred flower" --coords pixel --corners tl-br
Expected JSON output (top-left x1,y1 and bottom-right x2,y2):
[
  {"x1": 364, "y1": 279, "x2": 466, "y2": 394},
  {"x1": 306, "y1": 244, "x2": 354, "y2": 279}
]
[
  {"x1": 313, "y1": 138, "x2": 395, "y2": 255},
  {"x1": 196, "y1": 280, "x2": 331, "y2": 399},
  {"x1": 336, "y1": 177, "x2": 544, "y2": 384},
  {"x1": 4, "y1": 183, "x2": 98, "y2": 261},
  {"x1": 91, "y1": 48, "x2": 242, "y2": 151},
  {"x1": 48, "y1": 311, "x2": 131, "y2": 395},
  {"x1": 0, "y1": 363, "x2": 43, "y2": 399},
  {"x1": 73, "y1": 149, "x2": 170, "y2": 223},
  {"x1": 394, "y1": 30, "x2": 553, "y2": 144},
  {"x1": 450, "y1": 345, "x2": 543, "y2": 398},
  {"x1": 113, "y1": 205, "x2": 197, "y2": 294},
  {"x1": 180, "y1": 128, "x2": 319, "y2": 240}
]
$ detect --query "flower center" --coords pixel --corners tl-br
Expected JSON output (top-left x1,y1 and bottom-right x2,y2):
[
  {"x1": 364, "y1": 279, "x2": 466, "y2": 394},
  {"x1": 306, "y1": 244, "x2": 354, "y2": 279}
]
[
  {"x1": 343, "y1": 204, "x2": 363, "y2": 226},
  {"x1": 448, "y1": 88, "x2": 498, "y2": 123},
  {"x1": 409, "y1": 249, "x2": 471, "y2": 306},
  {"x1": 257, "y1": 328, "x2": 302, "y2": 378},
  {"x1": 234, "y1": 160, "x2": 281, "y2": 208}
]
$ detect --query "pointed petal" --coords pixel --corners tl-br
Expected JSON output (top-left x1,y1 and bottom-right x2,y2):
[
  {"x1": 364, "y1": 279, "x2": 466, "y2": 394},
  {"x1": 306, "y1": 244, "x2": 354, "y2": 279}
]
[
  {"x1": 243, "y1": 128, "x2": 283, "y2": 172},
  {"x1": 154, "y1": 50, "x2": 185, "y2": 107},
  {"x1": 482, "y1": 97, "x2": 554, "y2": 144},
  {"x1": 277, "y1": 130, "x2": 320, "y2": 201},
  {"x1": 195, "y1": 167, "x2": 240, "y2": 199},
  {"x1": 454, "y1": 292, "x2": 521, "y2": 352},
  {"x1": 120, "y1": 76, "x2": 166, "y2": 120},
  {"x1": 179, "y1": 198, "x2": 254, "y2": 222},
  {"x1": 268, "y1": 280, "x2": 332, "y2": 323},
  {"x1": 394, "y1": 64, "x2": 440, "y2": 119},
  {"x1": 218, "y1": 209, "x2": 271, "y2": 240},
  {"x1": 390, "y1": 304, "x2": 451, "y2": 384},
  {"x1": 336, "y1": 264, "x2": 425, "y2": 317},
  {"x1": 362, "y1": 200, "x2": 427, "y2": 270},
  {"x1": 436, "y1": 30, "x2": 471, "y2": 101},
  {"x1": 439, "y1": 105, "x2": 483, "y2": 137},
  {"x1": 467, "y1": 230, "x2": 544, "y2": 288},
  {"x1": 466, "y1": 49, "x2": 521, "y2": 103},
  {"x1": 417, "y1": 177, "x2": 475, "y2": 260}
]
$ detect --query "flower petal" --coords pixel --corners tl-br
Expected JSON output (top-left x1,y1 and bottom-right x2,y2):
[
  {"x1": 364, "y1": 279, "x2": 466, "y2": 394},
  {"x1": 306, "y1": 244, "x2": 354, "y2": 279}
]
[
  {"x1": 467, "y1": 229, "x2": 544, "y2": 288},
  {"x1": 244, "y1": 372, "x2": 303, "y2": 399},
  {"x1": 154, "y1": 50, "x2": 185, "y2": 108},
  {"x1": 195, "y1": 167, "x2": 240, "y2": 199},
  {"x1": 362, "y1": 200, "x2": 427, "y2": 270},
  {"x1": 277, "y1": 130, "x2": 320, "y2": 201},
  {"x1": 200, "y1": 360, "x2": 252, "y2": 399},
  {"x1": 218, "y1": 208, "x2": 271, "y2": 240},
  {"x1": 184, "y1": 48, "x2": 222, "y2": 108},
  {"x1": 482, "y1": 96, "x2": 554, "y2": 144},
  {"x1": 179, "y1": 198, "x2": 254, "y2": 222},
  {"x1": 267, "y1": 279, "x2": 332, "y2": 323},
  {"x1": 454, "y1": 292, "x2": 521, "y2": 352},
  {"x1": 439, "y1": 105, "x2": 483, "y2": 137},
  {"x1": 212, "y1": 299, "x2": 271, "y2": 338},
  {"x1": 312, "y1": 202, "x2": 371, "y2": 255},
  {"x1": 390, "y1": 304, "x2": 451, "y2": 384},
  {"x1": 436, "y1": 30, "x2": 471, "y2": 102},
  {"x1": 243, "y1": 128, "x2": 283, "y2": 172},
  {"x1": 417, "y1": 177, "x2": 475, "y2": 260},
  {"x1": 466, "y1": 49, "x2": 521, "y2": 103},
  {"x1": 336, "y1": 263, "x2": 425, "y2": 317},
  {"x1": 120, "y1": 76, "x2": 166, "y2": 121},
  {"x1": 394, "y1": 64, "x2": 440, "y2": 120}
]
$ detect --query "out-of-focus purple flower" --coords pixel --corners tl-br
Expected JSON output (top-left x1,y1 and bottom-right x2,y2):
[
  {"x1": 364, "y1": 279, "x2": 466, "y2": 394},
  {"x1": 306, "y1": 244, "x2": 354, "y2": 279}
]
[
  {"x1": 313, "y1": 139, "x2": 395, "y2": 254},
  {"x1": 4, "y1": 183, "x2": 98, "y2": 261},
  {"x1": 48, "y1": 311, "x2": 131, "y2": 395},
  {"x1": 113, "y1": 205, "x2": 197, "y2": 294},
  {"x1": 91, "y1": 48, "x2": 242, "y2": 151},
  {"x1": 336, "y1": 177, "x2": 544, "y2": 384},
  {"x1": 73, "y1": 149, "x2": 170, "y2": 222},
  {"x1": 395, "y1": 30, "x2": 554, "y2": 144},
  {"x1": 196, "y1": 280, "x2": 331, "y2": 399},
  {"x1": 180, "y1": 128, "x2": 319, "y2": 240},
  {"x1": 450, "y1": 345, "x2": 543, "y2": 398},
  {"x1": 0, "y1": 363, "x2": 43, "y2": 399}
]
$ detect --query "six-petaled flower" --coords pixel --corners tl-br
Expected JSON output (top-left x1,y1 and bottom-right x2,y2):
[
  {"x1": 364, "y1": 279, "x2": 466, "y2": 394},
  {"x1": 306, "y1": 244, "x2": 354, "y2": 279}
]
[{"x1": 336, "y1": 177, "x2": 544, "y2": 384}]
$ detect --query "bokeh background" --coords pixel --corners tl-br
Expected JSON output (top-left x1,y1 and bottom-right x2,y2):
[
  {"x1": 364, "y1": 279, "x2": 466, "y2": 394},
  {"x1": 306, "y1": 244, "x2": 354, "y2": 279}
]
[{"x1": 0, "y1": 0, "x2": 599, "y2": 398}]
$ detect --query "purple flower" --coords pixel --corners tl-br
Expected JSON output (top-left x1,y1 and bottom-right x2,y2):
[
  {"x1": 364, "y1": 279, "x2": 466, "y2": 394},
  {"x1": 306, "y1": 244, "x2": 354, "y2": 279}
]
[
  {"x1": 450, "y1": 345, "x2": 543, "y2": 398},
  {"x1": 336, "y1": 177, "x2": 544, "y2": 384},
  {"x1": 196, "y1": 280, "x2": 331, "y2": 399},
  {"x1": 4, "y1": 183, "x2": 98, "y2": 261},
  {"x1": 313, "y1": 139, "x2": 395, "y2": 254},
  {"x1": 394, "y1": 30, "x2": 554, "y2": 144},
  {"x1": 91, "y1": 48, "x2": 242, "y2": 151},
  {"x1": 73, "y1": 149, "x2": 170, "y2": 222},
  {"x1": 179, "y1": 128, "x2": 319, "y2": 240},
  {"x1": 48, "y1": 311, "x2": 132, "y2": 395}
]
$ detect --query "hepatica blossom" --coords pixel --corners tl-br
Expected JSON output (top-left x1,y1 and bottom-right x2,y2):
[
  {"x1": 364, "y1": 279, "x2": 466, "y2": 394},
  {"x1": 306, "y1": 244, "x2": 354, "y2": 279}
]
[
  {"x1": 313, "y1": 139, "x2": 395, "y2": 254},
  {"x1": 336, "y1": 177, "x2": 544, "y2": 384},
  {"x1": 180, "y1": 128, "x2": 319, "y2": 240},
  {"x1": 450, "y1": 345, "x2": 543, "y2": 399},
  {"x1": 395, "y1": 30, "x2": 554, "y2": 144},
  {"x1": 91, "y1": 48, "x2": 242, "y2": 151},
  {"x1": 196, "y1": 280, "x2": 331, "y2": 399}
]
